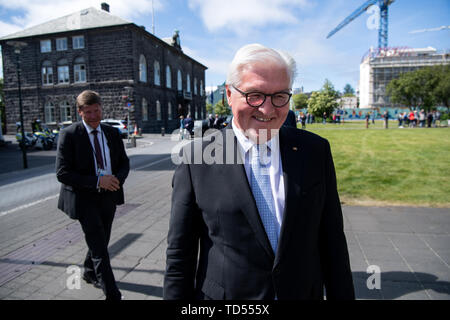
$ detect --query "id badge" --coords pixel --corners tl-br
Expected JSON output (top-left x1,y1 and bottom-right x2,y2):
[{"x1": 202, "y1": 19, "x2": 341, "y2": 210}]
[{"x1": 98, "y1": 169, "x2": 108, "y2": 177}]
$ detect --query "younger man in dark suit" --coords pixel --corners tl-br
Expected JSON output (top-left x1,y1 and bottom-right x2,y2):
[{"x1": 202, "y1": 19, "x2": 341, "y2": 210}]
[{"x1": 56, "y1": 90, "x2": 129, "y2": 300}]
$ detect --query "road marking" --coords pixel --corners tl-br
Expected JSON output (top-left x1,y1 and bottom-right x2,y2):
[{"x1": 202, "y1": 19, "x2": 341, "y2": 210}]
[
  {"x1": 0, "y1": 194, "x2": 59, "y2": 217},
  {"x1": 134, "y1": 156, "x2": 172, "y2": 171},
  {"x1": 0, "y1": 156, "x2": 173, "y2": 218}
]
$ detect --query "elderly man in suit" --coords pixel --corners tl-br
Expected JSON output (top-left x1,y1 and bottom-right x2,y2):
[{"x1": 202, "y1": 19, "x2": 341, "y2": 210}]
[
  {"x1": 164, "y1": 44, "x2": 354, "y2": 300},
  {"x1": 56, "y1": 90, "x2": 129, "y2": 300}
]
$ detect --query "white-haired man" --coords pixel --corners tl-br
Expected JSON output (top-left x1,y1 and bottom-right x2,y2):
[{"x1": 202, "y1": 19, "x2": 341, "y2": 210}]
[{"x1": 164, "y1": 44, "x2": 354, "y2": 300}]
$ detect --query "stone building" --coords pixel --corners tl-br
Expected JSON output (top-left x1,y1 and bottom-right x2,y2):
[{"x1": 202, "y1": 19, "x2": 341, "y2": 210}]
[{"x1": 0, "y1": 3, "x2": 207, "y2": 133}]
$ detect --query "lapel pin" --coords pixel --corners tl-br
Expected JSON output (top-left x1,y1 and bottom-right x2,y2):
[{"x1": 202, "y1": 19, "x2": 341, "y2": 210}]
[{"x1": 292, "y1": 147, "x2": 298, "y2": 151}]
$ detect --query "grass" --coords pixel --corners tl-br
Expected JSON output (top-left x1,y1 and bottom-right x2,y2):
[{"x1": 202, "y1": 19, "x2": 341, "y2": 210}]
[{"x1": 302, "y1": 121, "x2": 450, "y2": 207}]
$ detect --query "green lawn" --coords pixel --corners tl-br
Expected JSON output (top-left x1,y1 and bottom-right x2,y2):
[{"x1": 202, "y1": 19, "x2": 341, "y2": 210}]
[{"x1": 303, "y1": 121, "x2": 450, "y2": 207}]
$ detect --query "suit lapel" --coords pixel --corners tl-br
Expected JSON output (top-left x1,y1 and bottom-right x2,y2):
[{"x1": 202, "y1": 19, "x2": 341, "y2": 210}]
[
  {"x1": 222, "y1": 127, "x2": 275, "y2": 261},
  {"x1": 274, "y1": 127, "x2": 304, "y2": 267},
  {"x1": 77, "y1": 122, "x2": 96, "y2": 174}
]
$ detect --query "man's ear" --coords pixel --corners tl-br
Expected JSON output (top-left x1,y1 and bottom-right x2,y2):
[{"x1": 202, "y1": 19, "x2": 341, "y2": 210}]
[{"x1": 225, "y1": 85, "x2": 232, "y2": 106}]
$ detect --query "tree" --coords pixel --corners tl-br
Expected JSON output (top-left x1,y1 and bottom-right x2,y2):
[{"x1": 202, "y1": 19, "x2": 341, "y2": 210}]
[
  {"x1": 292, "y1": 93, "x2": 308, "y2": 110},
  {"x1": 343, "y1": 83, "x2": 355, "y2": 96},
  {"x1": 206, "y1": 102, "x2": 214, "y2": 115},
  {"x1": 386, "y1": 65, "x2": 445, "y2": 111},
  {"x1": 433, "y1": 64, "x2": 450, "y2": 110},
  {"x1": 214, "y1": 100, "x2": 231, "y2": 116},
  {"x1": 307, "y1": 79, "x2": 339, "y2": 118}
]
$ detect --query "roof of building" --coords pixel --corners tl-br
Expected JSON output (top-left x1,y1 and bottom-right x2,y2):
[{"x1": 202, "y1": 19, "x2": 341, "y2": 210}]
[{"x1": 0, "y1": 7, "x2": 131, "y2": 41}]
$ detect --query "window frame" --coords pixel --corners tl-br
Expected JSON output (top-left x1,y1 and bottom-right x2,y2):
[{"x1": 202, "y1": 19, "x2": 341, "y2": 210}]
[
  {"x1": 72, "y1": 36, "x2": 85, "y2": 49},
  {"x1": 40, "y1": 40, "x2": 51, "y2": 53},
  {"x1": 56, "y1": 37, "x2": 68, "y2": 51}
]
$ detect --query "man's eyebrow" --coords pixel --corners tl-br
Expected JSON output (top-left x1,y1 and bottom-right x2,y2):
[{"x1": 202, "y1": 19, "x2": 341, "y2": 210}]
[{"x1": 243, "y1": 87, "x2": 291, "y2": 93}]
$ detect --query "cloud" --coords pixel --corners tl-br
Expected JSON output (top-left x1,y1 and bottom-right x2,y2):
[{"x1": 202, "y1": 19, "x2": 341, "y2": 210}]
[
  {"x1": 0, "y1": 0, "x2": 163, "y2": 36},
  {"x1": 188, "y1": 0, "x2": 311, "y2": 35}
]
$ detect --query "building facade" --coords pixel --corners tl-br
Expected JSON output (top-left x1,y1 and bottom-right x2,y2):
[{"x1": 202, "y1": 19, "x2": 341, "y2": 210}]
[
  {"x1": 0, "y1": 4, "x2": 207, "y2": 133},
  {"x1": 359, "y1": 46, "x2": 449, "y2": 109}
]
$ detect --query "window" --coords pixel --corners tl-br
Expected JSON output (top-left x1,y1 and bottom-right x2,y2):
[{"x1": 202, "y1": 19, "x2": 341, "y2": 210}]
[
  {"x1": 168, "y1": 102, "x2": 172, "y2": 120},
  {"x1": 194, "y1": 78, "x2": 198, "y2": 95},
  {"x1": 139, "y1": 55, "x2": 147, "y2": 82},
  {"x1": 44, "y1": 102, "x2": 55, "y2": 123},
  {"x1": 156, "y1": 100, "x2": 161, "y2": 121},
  {"x1": 195, "y1": 105, "x2": 198, "y2": 120},
  {"x1": 42, "y1": 61, "x2": 53, "y2": 85},
  {"x1": 200, "y1": 80, "x2": 204, "y2": 96},
  {"x1": 40, "y1": 40, "x2": 51, "y2": 53},
  {"x1": 154, "y1": 61, "x2": 161, "y2": 85},
  {"x1": 56, "y1": 38, "x2": 68, "y2": 51},
  {"x1": 74, "y1": 57, "x2": 86, "y2": 83},
  {"x1": 177, "y1": 70, "x2": 182, "y2": 91},
  {"x1": 186, "y1": 74, "x2": 191, "y2": 93},
  {"x1": 142, "y1": 98, "x2": 148, "y2": 121},
  {"x1": 72, "y1": 36, "x2": 84, "y2": 49},
  {"x1": 57, "y1": 59, "x2": 69, "y2": 84},
  {"x1": 60, "y1": 101, "x2": 72, "y2": 122},
  {"x1": 166, "y1": 65, "x2": 172, "y2": 88}
]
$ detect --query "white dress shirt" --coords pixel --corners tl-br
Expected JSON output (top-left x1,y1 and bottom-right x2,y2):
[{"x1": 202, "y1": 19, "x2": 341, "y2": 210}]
[
  {"x1": 232, "y1": 119, "x2": 285, "y2": 236},
  {"x1": 82, "y1": 120, "x2": 113, "y2": 177}
]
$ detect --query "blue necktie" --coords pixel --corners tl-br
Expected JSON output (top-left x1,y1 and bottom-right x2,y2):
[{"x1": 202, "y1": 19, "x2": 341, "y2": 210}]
[{"x1": 250, "y1": 145, "x2": 279, "y2": 253}]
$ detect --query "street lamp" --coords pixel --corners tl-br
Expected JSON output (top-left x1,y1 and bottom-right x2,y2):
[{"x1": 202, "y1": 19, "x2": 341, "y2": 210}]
[
  {"x1": 7, "y1": 40, "x2": 28, "y2": 169},
  {"x1": 123, "y1": 86, "x2": 133, "y2": 143}
]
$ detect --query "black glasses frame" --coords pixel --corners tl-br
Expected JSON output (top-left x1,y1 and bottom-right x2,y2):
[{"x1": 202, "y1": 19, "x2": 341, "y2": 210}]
[{"x1": 232, "y1": 85, "x2": 292, "y2": 108}]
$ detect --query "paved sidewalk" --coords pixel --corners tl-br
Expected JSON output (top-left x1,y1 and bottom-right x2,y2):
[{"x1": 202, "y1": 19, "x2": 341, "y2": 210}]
[{"x1": 0, "y1": 137, "x2": 449, "y2": 299}]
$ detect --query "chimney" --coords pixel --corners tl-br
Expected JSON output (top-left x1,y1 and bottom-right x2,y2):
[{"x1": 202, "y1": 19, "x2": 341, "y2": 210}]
[{"x1": 101, "y1": 3, "x2": 110, "y2": 12}]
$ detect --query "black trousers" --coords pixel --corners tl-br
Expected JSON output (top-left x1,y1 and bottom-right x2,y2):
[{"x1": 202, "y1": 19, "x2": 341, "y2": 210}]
[{"x1": 78, "y1": 192, "x2": 121, "y2": 300}]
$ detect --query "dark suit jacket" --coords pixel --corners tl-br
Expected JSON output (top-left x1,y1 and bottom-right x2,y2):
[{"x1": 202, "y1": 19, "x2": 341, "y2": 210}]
[
  {"x1": 56, "y1": 121, "x2": 130, "y2": 220},
  {"x1": 283, "y1": 109, "x2": 297, "y2": 128},
  {"x1": 164, "y1": 125, "x2": 354, "y2": 300}
]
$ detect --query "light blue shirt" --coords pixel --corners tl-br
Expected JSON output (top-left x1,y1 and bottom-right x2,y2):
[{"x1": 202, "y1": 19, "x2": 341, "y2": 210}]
[{"x1": 232, "y1": 119, "x2": 285, "y2": 236}]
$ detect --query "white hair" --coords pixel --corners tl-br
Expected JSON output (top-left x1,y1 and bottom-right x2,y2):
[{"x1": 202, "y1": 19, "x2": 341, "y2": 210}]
[{"x1": 226, "y1": 43, "x2": 297, "y2": 88}]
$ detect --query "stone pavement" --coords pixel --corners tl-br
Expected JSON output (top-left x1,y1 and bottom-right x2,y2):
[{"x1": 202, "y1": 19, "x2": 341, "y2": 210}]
[{"x1": 0, "y1": 135, "x2": 449, "y2": 300}]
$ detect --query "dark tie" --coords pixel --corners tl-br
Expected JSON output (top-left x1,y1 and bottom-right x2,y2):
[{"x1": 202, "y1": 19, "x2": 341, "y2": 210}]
[{"x1": 91, "y1": 129, "x2": 104, "y2": 170}]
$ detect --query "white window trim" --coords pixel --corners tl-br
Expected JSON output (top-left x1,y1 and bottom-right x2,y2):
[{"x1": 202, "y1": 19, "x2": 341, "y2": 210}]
[
  {"x1": 40, "y1": 40, "x2": 51, "y2": 53},
  {"x1": 56, "y1": 37, "x2": 68, "y2": 51}
]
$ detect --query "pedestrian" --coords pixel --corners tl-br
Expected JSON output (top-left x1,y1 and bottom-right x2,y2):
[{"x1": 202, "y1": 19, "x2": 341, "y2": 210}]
[
  {"x1": 208, "y1": 113, "x2": 214, "y2": 129},
  {"x1": 184, "y1": 113, "x2": 194, "y2": 138},
  {"x1": 398, "y1": 112, "x2": 404, "y2": 128},
  {"x1": 409, "y1": 111, "x2": 415, "y2": 128},
  {"x1": 323, "y1": 112, "x2": 327, "y2": 124},
  {"x1": 383, "y1": 110, "x2": 389, "y2": 129},
  {"x1": 365, "y1": 112, "x2": 370, "y2": 129},
  {"x1": 301, "y1": 112, "x2": 307, "y2": 129},
  {"x1": 179, "y1": 115, "x2": 185, "y2": 140},
  {"x1": 427, "y1": 111, "x2": 433, "y2": 128},
  {"x1": 419, "y1": 109, "x2": 426, "y2": 128},
  {"x1": 432, "y1": 110, "x2": 437, "y2": 128},
  {"x1": 213, "y1": 114, "x2": 223, "y2": 129},
  {"x1": 31, "y1": 118, "x2": 42, "y2": 133},
  {"x1": 56, "y1": 90, "x2": 129, "y2": 300},
  {"x1": 164, "y1": 43, "x2": 355, "y2": 300},
  {"x1": 435, "y1": 110, "x2": 441, "y2": 127}
]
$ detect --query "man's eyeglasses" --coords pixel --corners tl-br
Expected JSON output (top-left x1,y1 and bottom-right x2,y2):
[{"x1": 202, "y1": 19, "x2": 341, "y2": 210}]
[{"x1": 232, "y1": 85, "x2": 292, "y2": 108}]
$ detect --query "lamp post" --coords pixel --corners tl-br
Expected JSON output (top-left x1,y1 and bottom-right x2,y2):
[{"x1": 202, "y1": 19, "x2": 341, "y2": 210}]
[
  {"x1": 7, "y1": 41, "x2": 28, "y2": 169},
  {"x1": 123, "y1": 86, "x2": 133, "y2": 143}
]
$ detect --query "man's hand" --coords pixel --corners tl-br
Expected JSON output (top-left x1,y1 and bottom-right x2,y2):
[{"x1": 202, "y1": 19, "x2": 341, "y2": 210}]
[{"x1": 99, "y1": 175, "x2": 120, "y2": 191}]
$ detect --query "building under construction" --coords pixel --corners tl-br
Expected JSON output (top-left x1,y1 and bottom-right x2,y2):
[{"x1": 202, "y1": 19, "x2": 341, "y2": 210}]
[{"x1": 359, "y1": 46, "x2": 449, "y2": 109}]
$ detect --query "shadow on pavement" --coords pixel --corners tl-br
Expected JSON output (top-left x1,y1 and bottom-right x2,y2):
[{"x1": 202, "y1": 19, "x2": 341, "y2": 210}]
[{"x1": 353, "y1": 271, "x2": 450, "y2": 299}]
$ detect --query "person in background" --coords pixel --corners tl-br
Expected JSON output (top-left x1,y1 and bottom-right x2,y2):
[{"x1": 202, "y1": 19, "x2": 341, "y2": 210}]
[{"x1": 56, "y1": 90, "x2": 129, "y2": 300}]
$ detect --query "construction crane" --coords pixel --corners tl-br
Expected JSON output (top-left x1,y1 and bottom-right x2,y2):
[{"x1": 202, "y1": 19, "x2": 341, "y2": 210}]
[{"x1": 327, "y1": 0, "x2": 395, "y2": 49}]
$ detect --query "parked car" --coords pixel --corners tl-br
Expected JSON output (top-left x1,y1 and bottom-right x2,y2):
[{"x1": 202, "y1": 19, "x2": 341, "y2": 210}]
[{"x1": 101, "y1": 119, "x2": 128, "y2": 138}]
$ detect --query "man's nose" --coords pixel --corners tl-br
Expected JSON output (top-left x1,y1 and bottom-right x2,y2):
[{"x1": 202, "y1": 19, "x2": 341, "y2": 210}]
[{"x1": 257, "y1": 97, "x2": 276, "y2": 114}]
